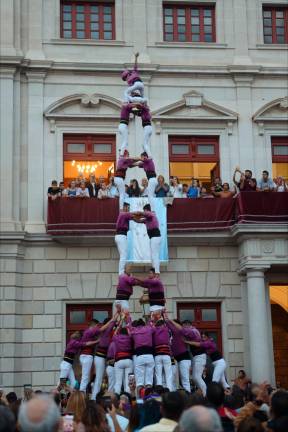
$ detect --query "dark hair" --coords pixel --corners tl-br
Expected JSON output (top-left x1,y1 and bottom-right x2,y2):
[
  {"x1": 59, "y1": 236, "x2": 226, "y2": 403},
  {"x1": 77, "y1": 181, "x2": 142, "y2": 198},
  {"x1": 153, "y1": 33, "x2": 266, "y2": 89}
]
[
  {"x1": 155, "y1": 319, "x2": 165, "y2": 327},
  {"x1": 6, "y1": 392, "x2": 17, "y2": 404},
  {"x1": 271, "y1": 390, "x2": 288, "y2": 419},
  {"x1": 140, "y1": 399, "x2": 161, "y2": 428},
  {"x1": 273, "y1": 416, "x2": 288, "y2": 432},
  {"x1": 0, "y1": 405, "x2": 16, "y2": 432},
  {"x1": 131, "y1": 320, "x2": 139, "y2": 327},
  {"x1": 149, "y1": 267, "x2": 155, "y2": 273},
  {"x1": 201, "y1": 331, "x2": 210, "y2": 338},
  {"x1": 185, "y1": 392, "x2": 207, "y2": 408},
  {"x1": 81, "y1": 401, "x2": 108, "y2": 432},
  {"x1": 162, "y1": 391, "x2": 185, "y2": 421},
  {"x1": 223, "y1": 182, "x2": 230, "y2": 188},
  {"x1": 137, "y1": 319, "x2": 145, "y2": 327},
  {"x1": 143, "y1": 204, "x2": 151, "y2": 211},
  {"x1": 206, "y1": 382, "x2": 225, "y2": 408},
  {"x1": 90, "y1": 319, "x2": 99, "y2": 325},
  {"x1": 51, "y1": 180, "x2": 58, "y2": 185},
  {"x1": 181, "y1": 320, "x2": 192, "y2": 326},
  {"x1": 102, "y1": 318, "x2": 110, "y2": 325},
  {"x1": 123, "y1": 202, "x2": 130, "y2": 208},
  {"x1": 237, "y1": 417, "x2": 265, "y2": 432},
  {"x1": 127, "y1": 404, "x2": 140, "y2": 432},
  {"x1": 129, "y1": 179, "x2": 141, "y2": 197},
  {"x1": 141, "y1": 152, "x2": 148, "y2": 157},
  {"x1": 262, "y1": 170, "x2": 269, "y2": 176},
  {"x1": 245, "y1": 170, "x2": 252, "y2": 175},
  {"x1": 119, "y1": 327, "x2": 128, "y2": 335}
]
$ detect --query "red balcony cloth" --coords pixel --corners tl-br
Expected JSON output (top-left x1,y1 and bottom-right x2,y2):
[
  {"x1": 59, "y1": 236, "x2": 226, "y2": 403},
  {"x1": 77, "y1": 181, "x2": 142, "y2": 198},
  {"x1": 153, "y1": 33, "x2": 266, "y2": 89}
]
[{"x1": 236, "y1": 191, "x2": 288, "y2": 223}]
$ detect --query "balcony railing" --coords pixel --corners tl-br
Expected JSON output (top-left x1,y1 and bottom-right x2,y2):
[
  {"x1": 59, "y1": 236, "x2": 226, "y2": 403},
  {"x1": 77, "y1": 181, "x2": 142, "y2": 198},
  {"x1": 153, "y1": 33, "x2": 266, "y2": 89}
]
[{"x1": 46, "y1": 192, "x2": 288, "y2": 235}]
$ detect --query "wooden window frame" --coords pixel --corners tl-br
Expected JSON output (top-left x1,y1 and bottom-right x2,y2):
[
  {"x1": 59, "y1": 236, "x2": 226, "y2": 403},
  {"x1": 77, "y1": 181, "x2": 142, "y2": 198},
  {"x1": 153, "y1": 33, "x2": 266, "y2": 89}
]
[
  {"x1": 271, "y1": 137, "x2": 288, "y2": 162},
  {"x1": 163, "y1": 3, "x2": 216, "y2": 43},
  {"x1": 63, "y1": 134, "x2": 116, "y2": 162},
  {"x1": 263, "y1": 6, "x2": 288, "y2": 44},
  {"x1": 60, "y1": 1, "x2": 115, "y2": 40},
  {"x1": 177, "y1": 302, "x2": 222, "y2": 352},
  {"x1": 169, "y1": 136, "x2": 219, "y2": 162},
  {"x1": 66, "y1": 303, "x2": 113, "y2": 341}
]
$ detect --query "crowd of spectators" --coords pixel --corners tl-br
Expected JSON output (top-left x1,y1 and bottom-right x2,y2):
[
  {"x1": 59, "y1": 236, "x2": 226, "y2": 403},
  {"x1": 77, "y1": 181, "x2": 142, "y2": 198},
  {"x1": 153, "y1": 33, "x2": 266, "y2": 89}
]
[
  {"x1": 1, "y1": 375, "x2": 288, "y2": 432},
  {"x1": 48, "y1": 168, "x2": 287, "y2": 202}
]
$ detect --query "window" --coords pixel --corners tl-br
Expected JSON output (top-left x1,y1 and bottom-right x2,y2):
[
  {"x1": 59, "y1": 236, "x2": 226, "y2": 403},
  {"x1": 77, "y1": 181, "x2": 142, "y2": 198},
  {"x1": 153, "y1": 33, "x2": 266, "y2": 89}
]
[
  {"x1": 263, "y1": 7, "x2": 288, "y2": 44},
  {"x1": 169, "y1": 136, "x2": 220, "y2": 187},
  {"x1": 271, "y1": 137, "x2": 288, "y2": 181},
  {"x1": 66, "y1": 303, "x2": 112, "y2": 340},
  {"x1": 177, "y1": 302, "x2": 222, "y2": 351},
  {"x1": 61, "y1": 1, "x2": 115, "y2": 40},
  {"x1": 63, "y1": 134, "x2": 116, "y2": 185},
  {"x1": 163, "y1": 4, "x2": 216, "y2": 42}
]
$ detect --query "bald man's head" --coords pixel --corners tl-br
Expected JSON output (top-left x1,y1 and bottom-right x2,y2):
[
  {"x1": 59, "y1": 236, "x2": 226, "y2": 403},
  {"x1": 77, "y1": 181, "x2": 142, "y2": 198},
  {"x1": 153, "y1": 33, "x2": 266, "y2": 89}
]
[
  {"x1": 179, "y1": 405, "x2": 223, "y2": 432},
  {"x1": 19, "y1": 395, "x2": 60, "y2": 432}
]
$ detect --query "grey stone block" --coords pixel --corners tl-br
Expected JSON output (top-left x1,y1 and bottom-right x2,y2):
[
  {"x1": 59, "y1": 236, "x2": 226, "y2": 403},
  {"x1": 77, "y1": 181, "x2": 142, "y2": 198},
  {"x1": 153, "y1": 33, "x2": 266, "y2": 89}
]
[
  {"x1": 227, "y1": 325, "x2": 243, "y2": 339},
  {"x1": 176, "y1": 247, "x2": 198, "y2": 259},
  {"x1": 55, "y1": 260, "x2": 78, "y2": 273},
  {"x1": 44, "y1": 274, "x2": 67, "y2": 287}
]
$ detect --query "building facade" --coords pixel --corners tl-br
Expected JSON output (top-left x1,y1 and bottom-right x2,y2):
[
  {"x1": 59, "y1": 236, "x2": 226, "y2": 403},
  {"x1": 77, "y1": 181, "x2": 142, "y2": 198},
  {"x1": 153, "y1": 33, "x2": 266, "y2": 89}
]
[{"x1": 0, "y1": 0, "x2": 288, "y2": 394}]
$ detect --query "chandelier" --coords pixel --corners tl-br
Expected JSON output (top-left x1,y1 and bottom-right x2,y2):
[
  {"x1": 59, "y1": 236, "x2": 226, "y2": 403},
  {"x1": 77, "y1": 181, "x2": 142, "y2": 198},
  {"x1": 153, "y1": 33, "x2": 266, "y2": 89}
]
[{"x1": 71, "y1": 160, "x2": 103, "y2": 174}]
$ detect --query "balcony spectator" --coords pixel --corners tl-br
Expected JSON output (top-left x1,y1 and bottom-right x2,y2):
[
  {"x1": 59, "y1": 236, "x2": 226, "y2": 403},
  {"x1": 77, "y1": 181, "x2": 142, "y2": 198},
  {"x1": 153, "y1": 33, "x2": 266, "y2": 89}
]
[
  {"x1": 47, "y1": 180, "x2": 61, "y2": 200},
  {"x1": 182, "y1": 184, "x2": 189, "y2": 198},
  {"x1": 200, "y1": 186, "x2": 214, "y2": 199},
  {"x1": 212, "y1": 182, "x2": 235, "y2": 198},
  {"x1": 233, "y1": 167, "x2": 257, "y2": 191},
  {"x1": 59, "y1": 181, "x2": 65, "y2": 196},
  {"x1": 76, "y1": 175, "x2": 85, "y2": 187},
  {"x1": 128, "y1": 179, "x2": 141, "y2": 197},
  {"x1": 140, "y1": 178, "x2": 149, "y2": 197},
  {"x1": 124, "y1": 184, "x2": 130, "y2": 199},
  {"x1": 213, "y1": 177, "x2": 223, "y2": 192},
  {"x1": 64, "y1": 180, "x2": 77, "y2": 197},
  {"x1": 274, "y1": 176, "x2": 287, "y2": 192},
  {"x1": 257, "y1": 170, "x2": 276, "y2": 191},
  {"x1": 98, "y1": 183, "x2": 111, "y2": 200},
  {"x1": 169, "y1": 177, "x2": 183, "y2": 198},
  {"x1": 187, "y1": 179, "x2": 200, "y2": 199},
  {"x1": 76, "y1": 180, "x2": 90, "y2": 198},
  {"x1": 87, "y1": 174, "x2": 99, "y2": 198},
  {"x1": 107, "y1": 176, "x2": 119, "y2": 198},
  {"x1": 155, "y1": 175, "x2": 169, "y2": 197}
]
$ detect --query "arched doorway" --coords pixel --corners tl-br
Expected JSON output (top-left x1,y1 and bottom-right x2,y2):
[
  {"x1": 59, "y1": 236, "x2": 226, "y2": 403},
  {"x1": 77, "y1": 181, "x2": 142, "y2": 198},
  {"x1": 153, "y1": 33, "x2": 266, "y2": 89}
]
[{"x1": 270, "y1": 285, "x2": 288, "y2": 388}]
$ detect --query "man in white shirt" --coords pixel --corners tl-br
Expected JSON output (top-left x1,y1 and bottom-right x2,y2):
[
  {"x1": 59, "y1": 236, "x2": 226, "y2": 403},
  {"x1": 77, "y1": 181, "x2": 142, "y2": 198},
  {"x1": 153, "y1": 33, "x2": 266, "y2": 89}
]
[
  {"x1": 257, "y1": 170, "x2": 276, "y2": 191},
  {"x1": 140, "y1": 392, "x2": 185, "y2": 432}
]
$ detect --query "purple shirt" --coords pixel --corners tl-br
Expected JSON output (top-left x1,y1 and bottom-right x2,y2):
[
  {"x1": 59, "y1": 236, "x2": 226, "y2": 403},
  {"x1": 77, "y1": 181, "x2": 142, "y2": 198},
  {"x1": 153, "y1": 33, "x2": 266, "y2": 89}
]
[
  {"x1": 81, "y1": 326, "x2": 101, "y2": 343},
  {"x1": 200, "y1": 339, "x2": 217, "y2": 355},
  {"x1": 116, "y1": 157, "x2": 134, "y2": 171},
  {"x1": 139, "y1": 158, "x2": 155, "y2": 173},
  {"x1": 116, "y1": 273, "x2": 137, "y2": 300},
  {"x1": 64, "y1": 338, "x2": 84, "y2": 355},
  {"x1": 116, "y1": 212, "x2": 133, "y2": 233},
  {"x1": 112, "y1": 333, "x2": 133, "y2": 360},
  {"x1": 130, "y1": 325, "x2": 154, "y2": 349},
  {"x1": 152, "y1": 324, "x2": 170, "y2": 347},
  {"x1": 141, "y1": 277, "x2": 164, "y2": 296},
  {"x1": 97, "y1": 321, "x2": 115, "y2": 350},
  {"x1": 144, "y1": 211, "x2": 159, "y2": 230},
  {"x1": 127, "y1": 68, "x2": 141, "y2": 86},
  {"x1": 166, "y1": 322, "x2": 188, "y2": 357},
  {"x1": 107, "y1": 341, "x2": 116, "y2": 360}
]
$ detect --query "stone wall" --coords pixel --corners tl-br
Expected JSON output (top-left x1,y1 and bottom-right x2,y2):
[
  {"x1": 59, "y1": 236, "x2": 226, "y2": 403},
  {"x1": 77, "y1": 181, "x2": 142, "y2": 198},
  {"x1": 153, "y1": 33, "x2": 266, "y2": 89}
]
[{"x1": 0, "y1": 242, "x2": 244, "y2": 393}]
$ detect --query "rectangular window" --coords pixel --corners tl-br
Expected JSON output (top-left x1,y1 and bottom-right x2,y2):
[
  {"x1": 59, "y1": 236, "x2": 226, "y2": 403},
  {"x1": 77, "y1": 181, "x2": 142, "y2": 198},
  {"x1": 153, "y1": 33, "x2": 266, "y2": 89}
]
[
  {"x1": 263, "y1": 7, "x2": 288, "y2": 44},
  {"x1": 163, "y1": 4, "x2": 216, "y2": 42},
  {"x1": 177, "y1": 302, "x2": 222, "y2": 351},
  {"x1": 66, "y1": 304, "x2": 112, "y2": 340},
  {"x1": 63, "y1": 134, "x2": 116, "y2": 186},
  {"x1": 61, "y1": 1, "x2": 115, "y2": 40},
  {"x1": 271, "y1": 137, "x2": 288, "y2": 181},
  {"x1": 169, "y1": 136, "x2": 219, "y2": 187}
]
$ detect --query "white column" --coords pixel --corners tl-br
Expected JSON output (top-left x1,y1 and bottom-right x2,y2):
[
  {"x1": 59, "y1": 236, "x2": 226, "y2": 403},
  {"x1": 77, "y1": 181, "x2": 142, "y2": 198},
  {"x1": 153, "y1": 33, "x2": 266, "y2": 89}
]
[
  {"x1": 0, "y1": 0, "x2": 16, "y2": 56},
  {"x1": 0, "y1": 68, "x2": 17, "y2": 231},
  {"x1": 232, "y1": 0, "x2": 251, "y2": 64},
  {"x1": 246, "y1": 268, "x2": 274, "y2": 383},
  {"x1": 26, "y1": 0, "x2": 45, "y2": 59},
  {"x1": 24, "y1": 71, "x2": 46, "y2": 233}
]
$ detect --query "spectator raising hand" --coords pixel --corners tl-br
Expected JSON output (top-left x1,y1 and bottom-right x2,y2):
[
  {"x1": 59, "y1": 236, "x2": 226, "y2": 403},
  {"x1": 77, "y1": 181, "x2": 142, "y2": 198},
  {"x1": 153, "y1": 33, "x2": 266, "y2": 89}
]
[{"x1": 155, "y1": 175, "x2": 169, "y2": 197}]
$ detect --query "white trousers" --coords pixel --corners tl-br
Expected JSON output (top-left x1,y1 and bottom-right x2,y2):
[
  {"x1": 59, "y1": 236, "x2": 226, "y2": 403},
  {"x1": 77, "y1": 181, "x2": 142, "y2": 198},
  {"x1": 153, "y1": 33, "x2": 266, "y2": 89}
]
[
  {"x1": 106, "y1": 365, "x2": 115, "y2": 392},
  {"x1": 212, "y1": 358, "x2": 229, "y2": 389},
  {"x1": 143, "y1": 125, "x2": 152, "y2": 157},
  {"x1": 79, "y1": 354, "x2": 93, "y2": 392},
  {"x1": 155, "y1": 355, "x2": 173, "y2": 391},
  {"x1": 178, "y1": 359, "x2": 192, "y2": 392},
  {"x1": 114, "y1": 177, "x2": 125, "y2": 210},
  {"x1": 118, "y1": 123, "x2": 128, "y2": 156},
  {"x1": 114, "y1": 359, "x2": 133, "y2": 394},
  {"x1": 91, "y1": 356, "x2": 106, "y2": 400},
  {"x1": 115, "y1": 234, "x2": 127, "y2": 274},
  {"x1": 192, "y1": 354, "x2": 207, "y2": 396},
  {"x1": 59, "y1": 360, "x2": 76, "y2": 389},
  {"x1": 135, "y1": 354, "x2": 155, "y2": 388},
  {"x1": 171, "y1": 363, "x2": 178, "y2": 391},
  {"x1": 150, "y1": 236, "x2": 161, "y2": 274},
  {"x1": 147, "y1": 178, "x2": 157, "y2": 212}
]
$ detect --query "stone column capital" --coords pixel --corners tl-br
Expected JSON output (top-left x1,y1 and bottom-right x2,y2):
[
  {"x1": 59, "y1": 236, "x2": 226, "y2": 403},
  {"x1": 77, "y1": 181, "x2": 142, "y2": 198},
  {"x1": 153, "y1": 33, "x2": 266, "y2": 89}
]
[
  {"x1": 0, "y1": 67, "x2": 16, "y2": 79},
  {"x1": 25, "y1": 71, "x2": 47, "y2": 83}
]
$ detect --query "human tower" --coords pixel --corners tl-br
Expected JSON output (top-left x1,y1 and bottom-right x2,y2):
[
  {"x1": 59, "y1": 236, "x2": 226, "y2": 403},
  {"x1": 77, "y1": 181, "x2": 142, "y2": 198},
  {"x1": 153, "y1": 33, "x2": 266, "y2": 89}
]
[{"x1": 59, "y1": 55, "x2": 229, "y2": 399}]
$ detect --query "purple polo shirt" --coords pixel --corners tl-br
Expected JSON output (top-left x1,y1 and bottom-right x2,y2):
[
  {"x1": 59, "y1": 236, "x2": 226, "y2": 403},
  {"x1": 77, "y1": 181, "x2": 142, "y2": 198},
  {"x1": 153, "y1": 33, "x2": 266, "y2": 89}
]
[
  {"x1": 139, "y1": 159, "x2": 156, "y2": 179},
  {"x1": 95, "y1": 321, "x2": 115, "y2": 358},
  {"x1": 130, "y1": 325, "x2": 154, "y2": 355},
  {"x1": 127, "y1": 69, "x2": 141, "y2": 86},
  {"x1": 115, "y1": 212, "x2": 133, "y2": 234},
  {"x1": 152, "y1": 324, "x2": 171, "y2": 356},
  {"x1": 64, "y1": 339, "x2": 84, "y2": 356},
  {"x1": 166, "y1": 321, "x2": 188, "y2": 358},
  {"x1": 80, "y1": 326, "x2": 101, "y2": 355},
  {"x1": 107, "y1": 341, "x2": 116, "y2": 361},
  {"x1": 112, "y1": 333, "x2": 133, "y2": 361},
  {"x1": 144, "y1": 211, "x2": 159, "y2": 231},
  {"x1": 116, "y1": 273, "x2": 137, "y2": 300},
  {"x1": 116, "y1": 157, "x2": 134, "y2": 171}
]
